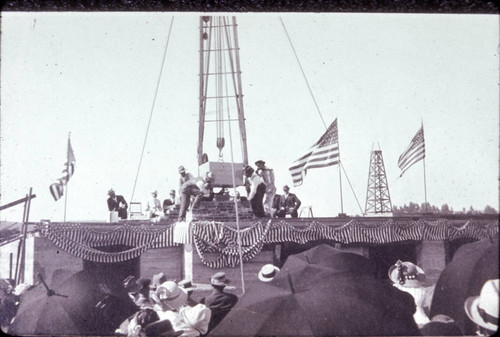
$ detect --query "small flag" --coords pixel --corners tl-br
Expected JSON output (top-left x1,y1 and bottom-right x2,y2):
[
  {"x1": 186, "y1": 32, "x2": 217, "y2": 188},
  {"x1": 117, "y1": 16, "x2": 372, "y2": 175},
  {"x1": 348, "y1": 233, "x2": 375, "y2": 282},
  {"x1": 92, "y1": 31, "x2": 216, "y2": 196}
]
[
  {"x1": 289, "y1": 118, "x2": 340, "y2": 186},
  {"x1": 398, "y1": 125, "x2": 425, "y2": 177},
  {"x1": 50, "y1": 137, "x2": 76, "y2": 201}
]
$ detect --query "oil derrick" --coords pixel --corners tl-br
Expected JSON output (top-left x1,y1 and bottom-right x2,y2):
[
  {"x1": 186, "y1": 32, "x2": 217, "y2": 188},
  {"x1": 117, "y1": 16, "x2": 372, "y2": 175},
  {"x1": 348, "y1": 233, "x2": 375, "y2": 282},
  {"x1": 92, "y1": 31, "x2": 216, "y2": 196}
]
[{"x1": 365, "y1": 150, "x2": 393, "y2": 214}]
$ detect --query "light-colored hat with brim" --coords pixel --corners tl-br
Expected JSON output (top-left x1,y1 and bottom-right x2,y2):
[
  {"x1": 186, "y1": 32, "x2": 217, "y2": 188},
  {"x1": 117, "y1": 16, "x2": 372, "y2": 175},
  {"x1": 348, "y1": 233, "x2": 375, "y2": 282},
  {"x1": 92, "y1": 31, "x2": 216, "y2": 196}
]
[
  {"x1": 155, "y1": 281, "x2": 188, "y2": 311},
  {"x1": 388, "y1": 260, "x2": 426, "y2": 288},
  {"x1": 210, "y1": 272, "x2": 230, "y2": 286},
  {"x1": 464, "y1": 279, "x2": 499, "y2": 332},
  {"x1": 178, "y1": 166, "x2": 186, "y2": 173},
  {"x1": 258, "y1": 264, "x2": 280, "y2": 282},
  {"x1": 108, "y1": 188, "x2": 115, "y2": 196},
  {"x1": 180, "y1": 304, "x2": 212, "y2": 335},
  {"x1": 255, "y1": 160, "x2": 265, "y2": 166}
]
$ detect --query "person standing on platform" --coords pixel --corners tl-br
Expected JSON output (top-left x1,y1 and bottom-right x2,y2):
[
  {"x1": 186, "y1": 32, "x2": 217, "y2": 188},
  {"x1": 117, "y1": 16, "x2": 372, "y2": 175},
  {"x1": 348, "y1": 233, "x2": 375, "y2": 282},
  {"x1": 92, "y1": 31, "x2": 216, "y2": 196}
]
[
  {"x1": 276, "y1": 185, "x2": 301, "y2": 218},
  {"x1": 178, "y1": 165, "x2": 195, "y2": 194},
  {"x1": 107, "y1": 188, "x2": 128, "y2": 219},
  {"x1": 178, "y1": 172, "x2": 214, "y2": 222},
  {"x1": 145, "y1": 190, "x2": 163, "y2": 219},
  {"x1": 255, "y1": 160, "x2": 276, "y2": 216},
  {"x1": 244, "y1": 165, "x2": 266, "y2": 218}
]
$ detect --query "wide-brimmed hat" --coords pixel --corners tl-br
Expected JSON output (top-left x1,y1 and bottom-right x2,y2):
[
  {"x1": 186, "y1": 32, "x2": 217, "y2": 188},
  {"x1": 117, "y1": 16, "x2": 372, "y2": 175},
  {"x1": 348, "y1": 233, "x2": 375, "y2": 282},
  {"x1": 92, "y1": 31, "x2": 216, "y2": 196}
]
[
  {"x1": 151, "y1": 190, "x2": 158, "y2": 195},
  {"x1": 169, "y1": 190, "x2": 176, "y2": 195},
  {"x1": 243, "y1": 165, "x2": 254, "y2": 176},
  {"x1": 255, "y1": 160, "x2": 265, "y2": 166},
  {"x1": 155, "y1": 281, "x2": 188, "y2": 311},
  {"x1": 108, "y1": 188, "x2": 115, "y2": 196},
  {"x1": 258, "y1": 264, "x2": 280, "y2": 282},
  {"x1": 388, "y1": 260, "x2": 426, "y2": 288},
  {"x1": 151, "y1": 272, "x2": 167, "y2": 290},
  {"x1": 179, "y1": 304, "x2": 211, "y2": 335},
  {"x1": 210, "y1": 272, "x2": 230, "y2": 286},
  {"x1": 464, "y1": 279, "x2": 499, "y2": 331},
  {"x1": 178, "y1": 166, "x2": 186, "y2": 173}
]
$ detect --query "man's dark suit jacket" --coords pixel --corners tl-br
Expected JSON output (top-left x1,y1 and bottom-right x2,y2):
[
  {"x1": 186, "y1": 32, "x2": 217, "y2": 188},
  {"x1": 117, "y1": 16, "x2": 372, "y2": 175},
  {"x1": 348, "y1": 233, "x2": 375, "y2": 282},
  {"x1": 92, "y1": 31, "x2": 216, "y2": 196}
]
[
  {"x1": 107, "y1": 195, "x2": 128, "y2": 219},
  {"x1": 201, "y1": 290, "x2": 238, "y2": 332},
  {"x1": 279, "y1": 193, "x2": 301, "y2": 212}
]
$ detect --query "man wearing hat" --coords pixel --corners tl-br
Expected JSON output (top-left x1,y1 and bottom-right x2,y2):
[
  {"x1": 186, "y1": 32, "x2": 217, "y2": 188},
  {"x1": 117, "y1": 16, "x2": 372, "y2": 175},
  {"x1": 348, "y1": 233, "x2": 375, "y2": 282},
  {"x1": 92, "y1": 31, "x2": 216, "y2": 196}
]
[
  {"x1": 255, "y1": 160, "x2": 276, "y2": 216},
  {"x1": 464, "y1": 279, "x2": 499, "y2": 336},
  {"x1": 200, "y1": 272, "x2": 238, "y2": 332},
  {"x1": 107, "y1": 188, "x2": 128, "y2": 219},
  {"x1": 276, "y1": 185, "x2": 301, "y2": 218},
  {"x1": 178, "y1": 171, "x2": 214, "y2": 222},
  {"x1": 163, "y1": 190, "x2": 178, "y2": 214},
  {"x1": 243, "y1": 165, "x2": 267, "y2": 217},
  {"x1": 178, "y1": 165, "x2": 194, "y2": 194},
  {"x1": 145, "y1": 190, "x2": 163, "y2": 219}
]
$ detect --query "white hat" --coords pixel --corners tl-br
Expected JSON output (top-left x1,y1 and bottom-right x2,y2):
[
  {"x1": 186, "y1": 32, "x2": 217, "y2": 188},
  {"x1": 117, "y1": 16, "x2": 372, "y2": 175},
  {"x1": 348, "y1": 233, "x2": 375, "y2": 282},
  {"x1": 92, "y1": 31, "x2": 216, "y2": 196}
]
[
  {"x1": 388, "y1": 260, "x2": 426, "y2": 288},
  {"x1": 464, "y1": 279, "x2": 499, "y2": 331},
  {"x1": 258, "y1": 264, "x2": 280, "y2": 282},
  {"x1": 155, "y1": 281, "x2": 188, "y2": 311},
  {"x1": 180, "y1": 304, "x2": 212, "y2": 335}
]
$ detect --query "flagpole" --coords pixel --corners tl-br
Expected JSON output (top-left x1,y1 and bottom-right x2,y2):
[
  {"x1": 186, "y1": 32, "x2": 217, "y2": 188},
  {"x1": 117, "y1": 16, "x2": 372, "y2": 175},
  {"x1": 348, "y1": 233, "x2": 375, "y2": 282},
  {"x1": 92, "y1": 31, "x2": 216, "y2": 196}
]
[
  {"x1": 338, "y1": 160, "x2": 344, "y2": 215},
  {"x1": 423, "y1": 157, "x2": 428, "y2": 213},
  {"x1": 63, "y1": 132, "x2": 70, "y2": 222}
]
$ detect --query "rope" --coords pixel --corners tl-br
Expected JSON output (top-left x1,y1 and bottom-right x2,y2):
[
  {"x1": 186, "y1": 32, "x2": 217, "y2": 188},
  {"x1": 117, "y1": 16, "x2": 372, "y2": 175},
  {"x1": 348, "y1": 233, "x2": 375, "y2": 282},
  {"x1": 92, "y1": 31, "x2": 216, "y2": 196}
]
[
  {"x1": 341, "y1": 162, "x2": 365, "y2": 215},
  {"x1": 130, "y1": 16, "x2": 175, "y2": 203},
  {"x1": 280, "y1": 17, "x2": 327, "y2": 129}
]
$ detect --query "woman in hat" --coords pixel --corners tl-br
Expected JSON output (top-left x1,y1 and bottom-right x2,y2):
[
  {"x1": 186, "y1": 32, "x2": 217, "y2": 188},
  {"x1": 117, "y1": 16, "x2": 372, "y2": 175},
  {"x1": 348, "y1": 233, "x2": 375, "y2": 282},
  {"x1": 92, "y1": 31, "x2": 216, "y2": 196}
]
[{"x1": 389, "y1": 260, "x2": 431, "y2": 328}]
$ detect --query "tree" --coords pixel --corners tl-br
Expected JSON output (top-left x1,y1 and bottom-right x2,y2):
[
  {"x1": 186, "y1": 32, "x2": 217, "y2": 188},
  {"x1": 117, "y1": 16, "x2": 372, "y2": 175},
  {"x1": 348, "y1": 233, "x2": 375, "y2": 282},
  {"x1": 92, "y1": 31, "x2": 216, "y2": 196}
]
[{"x1": 483, "y1": 205, "x2": 498, "y2": 214}]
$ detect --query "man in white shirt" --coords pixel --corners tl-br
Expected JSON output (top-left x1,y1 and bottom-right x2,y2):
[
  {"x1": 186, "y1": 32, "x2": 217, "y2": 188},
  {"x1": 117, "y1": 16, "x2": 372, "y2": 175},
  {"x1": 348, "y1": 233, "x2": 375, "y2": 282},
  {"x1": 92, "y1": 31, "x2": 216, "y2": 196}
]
[
  {"x1": 145, "y1": 190, "x2": 162, "y2": 219},
  {"x1": 244, "y1": 165, "x2": 267, "y2": 218}
]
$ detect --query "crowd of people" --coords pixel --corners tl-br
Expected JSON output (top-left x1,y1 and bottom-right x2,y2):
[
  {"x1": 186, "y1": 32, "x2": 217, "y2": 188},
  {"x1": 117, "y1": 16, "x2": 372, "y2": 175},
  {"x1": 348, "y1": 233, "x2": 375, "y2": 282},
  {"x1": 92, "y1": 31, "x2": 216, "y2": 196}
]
[
  {"x1": 106, "y1": 160, "x2": 304, "y2": 222},
  {"x1": 115, "y1": 271, "x2": 239, "y2": 337}
]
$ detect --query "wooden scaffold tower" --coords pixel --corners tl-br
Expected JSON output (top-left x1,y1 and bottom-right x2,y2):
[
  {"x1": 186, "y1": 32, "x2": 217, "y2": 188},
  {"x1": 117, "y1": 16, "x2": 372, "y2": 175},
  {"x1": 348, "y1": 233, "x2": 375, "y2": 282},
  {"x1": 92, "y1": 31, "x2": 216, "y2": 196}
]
[{"x1": 365, "y1": 149, "x2": 393, "y2": 214}]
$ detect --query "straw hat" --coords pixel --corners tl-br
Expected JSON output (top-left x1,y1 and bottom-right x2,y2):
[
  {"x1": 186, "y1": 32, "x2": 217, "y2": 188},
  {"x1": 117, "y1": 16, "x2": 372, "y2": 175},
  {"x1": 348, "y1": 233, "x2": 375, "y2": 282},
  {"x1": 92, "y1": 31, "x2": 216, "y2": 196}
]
[
  {"x1": 464, "y1": 279, "x2": 499, "y2": 332},
  {"x1": 255, "y1": 160, "x2": 265, "y2": 166},
  {"x1": 388, "y1": 260, "x2": 426, "y2": 288},
  {"x1": 210, "y1": 272, "x2": 230, "y2": 286},
  {"x1": 258, "y1": 264, "x2": 280, "y2": 282},
  {"x1": 108, "y1": 188, "x2": 115, "y2": 196},
  {"x1": 155, "y1": 281, "x2": 188, "y2": 311},
  {"x1": 178, "y1": 166, "x2": 186, "y2": 173}
]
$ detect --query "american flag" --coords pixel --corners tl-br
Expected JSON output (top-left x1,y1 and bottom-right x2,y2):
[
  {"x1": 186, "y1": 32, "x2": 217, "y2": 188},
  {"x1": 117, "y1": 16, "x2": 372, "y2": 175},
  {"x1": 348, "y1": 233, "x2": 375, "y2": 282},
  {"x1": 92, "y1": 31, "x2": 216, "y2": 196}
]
[
  {"x1": 50, "y1": 137, "x2": 76, "y2": 201},
  {"x1": 398, "y1": 125, "x2": 425, "y2": 177},
  {"x1": 289, "y1": 118, "x2": 340, "y2": 186}
]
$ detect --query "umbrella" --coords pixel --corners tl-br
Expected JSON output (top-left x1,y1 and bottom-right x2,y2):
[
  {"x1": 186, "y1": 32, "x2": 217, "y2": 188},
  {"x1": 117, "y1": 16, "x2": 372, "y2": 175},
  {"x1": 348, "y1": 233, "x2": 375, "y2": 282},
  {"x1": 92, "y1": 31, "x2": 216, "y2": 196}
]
[
  {"x1": 211, "y1": 259, "x2": 419, "y2": 336},
  {"x1": 430, "y1": 236, "x2": 499, "y2": 335},
  {"x1": 283, "y1": 243, "x2": 377, "y2": 277},
  {"x1": 10, "y1": 269, "x2": 138, "y2": 336}
]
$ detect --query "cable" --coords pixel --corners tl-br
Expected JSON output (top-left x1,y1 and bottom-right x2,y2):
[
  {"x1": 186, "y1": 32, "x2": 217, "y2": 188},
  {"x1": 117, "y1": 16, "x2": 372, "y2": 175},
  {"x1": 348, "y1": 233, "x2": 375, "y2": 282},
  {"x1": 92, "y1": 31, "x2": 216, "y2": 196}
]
[
  {"x1": 130, "y1": 16, "x2": 174, "y2": 203},
  {"x1": 280, "y1": 17, "x2": 327, "y2": 129}
]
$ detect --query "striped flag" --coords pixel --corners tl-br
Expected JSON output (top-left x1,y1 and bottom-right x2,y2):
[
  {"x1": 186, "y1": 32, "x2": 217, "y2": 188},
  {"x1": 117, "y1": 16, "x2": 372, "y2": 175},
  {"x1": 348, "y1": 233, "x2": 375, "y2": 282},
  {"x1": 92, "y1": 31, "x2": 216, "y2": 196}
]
[
  {"x1": 50, "y1": 137, "x2": 76, "y2": 201},
  {"x1": 289, "y1": 118, "x2": 340, "y2": 186},
  {"x1": 398, "y1": 125, "x2": 425, "y2": 177}
]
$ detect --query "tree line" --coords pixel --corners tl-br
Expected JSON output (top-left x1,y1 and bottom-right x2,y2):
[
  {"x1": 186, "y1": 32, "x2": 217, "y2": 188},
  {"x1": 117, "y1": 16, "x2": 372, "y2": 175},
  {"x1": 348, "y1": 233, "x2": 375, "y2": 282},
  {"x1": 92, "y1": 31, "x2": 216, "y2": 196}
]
[{"x1": 392, "y1": 202, "x2": 498, "y2": 215}]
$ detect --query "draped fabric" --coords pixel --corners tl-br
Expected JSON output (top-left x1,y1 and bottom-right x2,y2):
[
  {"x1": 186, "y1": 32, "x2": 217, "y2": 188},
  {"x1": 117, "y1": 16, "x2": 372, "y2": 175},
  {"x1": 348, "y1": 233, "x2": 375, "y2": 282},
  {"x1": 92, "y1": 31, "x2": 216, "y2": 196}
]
[
  {"x1": 37, "y1": 222, "x2": 177, "y2": 263},
  {"x1": 37, "y1": 219, "x2": 498, "y2": 266},
  {"x1": 192, "y1": 219, "x2": 499, "y2": 267}
]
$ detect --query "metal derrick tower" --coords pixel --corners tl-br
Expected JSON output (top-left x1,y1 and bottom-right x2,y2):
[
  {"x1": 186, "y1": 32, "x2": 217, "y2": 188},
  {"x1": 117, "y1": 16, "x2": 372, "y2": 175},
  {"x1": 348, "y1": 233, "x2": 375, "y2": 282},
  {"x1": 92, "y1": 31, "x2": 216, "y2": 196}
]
[
  {"x1": 365, "y1": 150, "x2": 393, "y2": 214},
  {"x1": 197, "y1": 16, "x2": 248, "y2": 167}
]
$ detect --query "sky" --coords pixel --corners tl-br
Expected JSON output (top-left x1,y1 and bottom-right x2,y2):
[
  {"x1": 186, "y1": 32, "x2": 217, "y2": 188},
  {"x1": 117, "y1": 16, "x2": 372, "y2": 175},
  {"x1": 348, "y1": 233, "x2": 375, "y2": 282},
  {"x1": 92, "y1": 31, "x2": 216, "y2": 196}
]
[{"x1": 1, "y1": 12, "x2": 498, "y2": 222}]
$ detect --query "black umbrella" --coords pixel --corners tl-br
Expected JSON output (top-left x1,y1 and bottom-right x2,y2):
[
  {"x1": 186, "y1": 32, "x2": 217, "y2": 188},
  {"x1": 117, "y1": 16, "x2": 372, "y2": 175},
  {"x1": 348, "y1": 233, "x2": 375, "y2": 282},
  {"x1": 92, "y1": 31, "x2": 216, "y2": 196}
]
[
  {"x1": 211, "y1": 258, "x2": 419, "y2": 336},
  {"x1": 283, "y1": 243, "x2": 377, "y2": 277},
  {"x1": 10, "y1": 270, "x2": 138, "y2": 336},
  {"x1": 430, "y1": 236, "x2": 499, "y2": 335}
]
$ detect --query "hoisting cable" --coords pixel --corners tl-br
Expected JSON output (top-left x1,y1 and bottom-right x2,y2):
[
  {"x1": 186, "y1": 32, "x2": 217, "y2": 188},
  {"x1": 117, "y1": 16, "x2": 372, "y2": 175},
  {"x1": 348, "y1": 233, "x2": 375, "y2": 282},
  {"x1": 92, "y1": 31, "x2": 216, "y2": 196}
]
[
  {"x1": 280, "y1": 17, "x2": 365, "y2": 216},
  {"x1": 130, "y1": 16, "x2": 175, "y2": 203},
  {"x1": 280, "y1": 17, "x2": 327, "y2": 129},
  {"x1": 223, "y1": 16, "x2": 245, "y2": 295}
]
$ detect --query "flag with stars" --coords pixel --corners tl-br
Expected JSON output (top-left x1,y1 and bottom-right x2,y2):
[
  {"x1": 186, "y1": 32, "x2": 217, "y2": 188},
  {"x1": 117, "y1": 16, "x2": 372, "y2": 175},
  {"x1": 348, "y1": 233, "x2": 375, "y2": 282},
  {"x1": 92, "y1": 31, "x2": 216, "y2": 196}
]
[{"x1": 398, "y1": 125, "x2": 425, "y2": 177}]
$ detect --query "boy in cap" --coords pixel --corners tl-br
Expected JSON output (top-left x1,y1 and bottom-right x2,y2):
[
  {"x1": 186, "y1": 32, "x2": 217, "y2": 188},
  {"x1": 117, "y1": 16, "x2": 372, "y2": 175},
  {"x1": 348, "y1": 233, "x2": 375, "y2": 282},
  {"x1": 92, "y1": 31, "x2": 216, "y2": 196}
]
[{"x1": 200, "y1": 272, "x2": 238, "y2": 333}]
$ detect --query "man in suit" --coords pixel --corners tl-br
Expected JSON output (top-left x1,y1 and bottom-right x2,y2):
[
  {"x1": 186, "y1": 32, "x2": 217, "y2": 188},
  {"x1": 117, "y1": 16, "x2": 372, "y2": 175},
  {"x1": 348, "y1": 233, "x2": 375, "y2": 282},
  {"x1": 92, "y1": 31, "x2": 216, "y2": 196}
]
[
  {"x1": 200, "y1": 272, "x2": 238, "y2": 333},
  {"x1": 163, "y1": 189, "x2": 177, "y2": 214},
  {"x1": 107, "y1": 189, "x2": 128, "y2": 219},
  {"x1": 276, "y1": 185, "x2": 301, "y2": 218}
]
